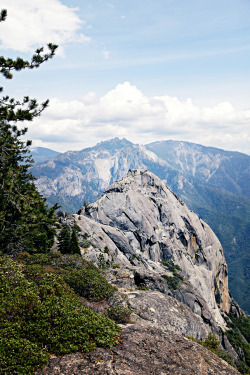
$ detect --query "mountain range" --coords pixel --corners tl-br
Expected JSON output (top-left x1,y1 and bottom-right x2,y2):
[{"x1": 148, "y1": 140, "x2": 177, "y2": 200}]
[{"x1": 31, "y1": 138, "x2": 250, "y2": 314}]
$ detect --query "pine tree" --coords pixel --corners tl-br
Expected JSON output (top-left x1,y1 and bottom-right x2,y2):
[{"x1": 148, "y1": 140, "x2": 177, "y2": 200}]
[
  {"x1": 0, "y1": 9, "x2": 59, "y2": 255},
  {"x1": 58, "y1": 226, "x2": 71, "y2": 255},
  {"x1": 70, "y1": 229, "x2": 81, "y2": 255}
]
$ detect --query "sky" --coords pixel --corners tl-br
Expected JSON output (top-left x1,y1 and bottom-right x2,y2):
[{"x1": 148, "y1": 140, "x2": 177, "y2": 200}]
[{"x1": 1, "y1": 0, "x2": 250, "y2": 154}]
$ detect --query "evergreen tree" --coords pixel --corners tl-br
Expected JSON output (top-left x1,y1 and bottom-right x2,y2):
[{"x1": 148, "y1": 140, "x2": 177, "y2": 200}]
[
  {"x1": 0, "y1": 9, "x2": 59, "y2": 254},
  {"x1": 70, "y1": 229, "x2": 81, "y2": 255},
  {"x1": 58, "y1": 226, "x2": 71, "y2": 255}
]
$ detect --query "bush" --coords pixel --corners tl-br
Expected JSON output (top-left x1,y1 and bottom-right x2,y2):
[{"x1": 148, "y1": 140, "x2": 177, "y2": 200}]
[
  {"x1": 17, "y1": 252, "x2": 116, "y2": 301},
  {"x1": 107, "y1": 304, "x2": 132, "y2": 324},
  {"x1": 112, "y1": 263, "x2": 121, "y2": 269},
  {"x1": 0, "y1": 255, "x2": 121, "y2": 374},
  {"x1": 62, "y1": 268, "x2": 117, "y2": 301},
  {"x1": 160, "y1": 259, "x2": 182, "y2": 274},
  {"x1": 0, "y1": 338, "x2": 50, "y2": 375},
  {"x1": 162, "y1": 273, "x2": 184, "y2": 290},
  {"x1": 104, "y1": 246, "x2": 110, "y2": 254},
  {"x1": 18, "y1": 251, "x2": 95, "y2": 271}
]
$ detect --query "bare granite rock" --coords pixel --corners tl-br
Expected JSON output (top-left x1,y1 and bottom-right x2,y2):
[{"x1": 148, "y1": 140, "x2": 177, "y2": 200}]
[
  {"x1": 114, "y1": 290, "x2": 211, "y2": 339},
  {"x1": 37, "y1": 325, "x2": 240, "y2": 375},
  {"x1": 77, "y1": 169, "x2": 230, "y2": 329}
]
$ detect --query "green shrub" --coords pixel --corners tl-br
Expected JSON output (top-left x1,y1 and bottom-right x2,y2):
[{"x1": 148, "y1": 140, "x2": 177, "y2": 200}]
[
  {"x1": 160, "y1": 260, "x2": 184, "y2": 290},
  {"x1": 18, "y1": 251, "x2": 95, "y2": 271},
  {"x1": 160, "y1": 259, "x2": 182, "y2": 274},
  {"x1": 0, "y1": 255, "x2": 121, "y2": 374},
  {"x1": 0, "y1": 338, "x2": 50, "y2": 375},
  {"x1": 79, "y1": 238, "x2": 96, "y2": 248},
  {"x1": 162, "y1": 273, "x2": 184, "y2": 290},
  {"x1": 112, "y1": 263, "x2": 121, "y2": 269},
  {"x1": 107, "y1": 304, "x2": 132, "y2": 324},
  {"x1": 137, "y1": 285, "x2": 149, "y2": 291},
  {"x1": 62, "y1": 268, "x2": 116, "y2": 301},
  {"x1": 104, "y1": 246, "x2": 110, "y2": 254}
]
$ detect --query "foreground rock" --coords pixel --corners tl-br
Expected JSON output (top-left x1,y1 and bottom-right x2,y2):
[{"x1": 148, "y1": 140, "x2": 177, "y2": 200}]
[
  {"x1": 37, "y1": 325, "x2": 240, "y2": 375},
  {"x1": 116, "y1": 290, "x2": 210, "y2": 339}
]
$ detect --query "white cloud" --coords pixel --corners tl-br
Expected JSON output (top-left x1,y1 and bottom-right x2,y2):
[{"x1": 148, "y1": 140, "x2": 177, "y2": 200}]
[
  {"x1": 27, "y1": 82, "x2": 250, "y2": 154},
  {"x1": 0, "y1": 0, "x2": 91, "y2": 54}
]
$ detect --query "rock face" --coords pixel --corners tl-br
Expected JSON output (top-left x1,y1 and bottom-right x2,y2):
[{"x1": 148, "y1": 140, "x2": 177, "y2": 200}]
[
  {"x1": 78, "y1": 169, "x2": 230, "y2": 329},
  {"x1": 37, "y1": 325, "x2": 240, "y2": 375}
]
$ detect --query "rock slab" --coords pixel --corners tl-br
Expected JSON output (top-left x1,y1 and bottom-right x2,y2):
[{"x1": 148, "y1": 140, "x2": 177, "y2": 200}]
[{"x1": 37, "y1": 325, "x2": 240, "y2": 375}]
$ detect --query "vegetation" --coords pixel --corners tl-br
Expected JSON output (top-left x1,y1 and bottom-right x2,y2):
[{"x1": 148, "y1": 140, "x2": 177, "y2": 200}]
[
  {"x1": 17, "y1": 251, "x2": 117, "y2": 302},
  {"x1": 225, "y1": 314, "x2": 250, "y2": 374},
  {"x1": 161, "y1": 260, "x2": 184, "y2": 290},
  {"x1": 0, "y1": 9, "x2": 59, "y2": 255},
  {"x1": 107, "y1": 304, "x2": 132, "y2": 324},
  {"x1": 112, "y1": 263, "x2": 121, "y2": 269},
  {"x1": 227, "y1": 315, "x2": 250, "y2": 343},
  {"x1": 58, "y1": 226, "x2": 81, "y2": 255},
  {"x1": 162, "y1": 273, "x2": 184, "y2": 290},
  {"x1": 79, "y1": 232, "x2": 96, "y2": 248},
  {"x1": 98, "y1": 253, "x2": 109, "y2": 269},
  {"x1": 0, "y1": 13, "x2": 121, "y2": 367},
  {"x1": 0, "y1": 254, "x2": 121, "y2": 374},
  {"x1": 160, "y1": 259, "x2": 182, "y2": 273},
  {"x1": 58, "y1": 226, "x2": 71, "y2": 253},
  {"x1": 63, "y1": 267, "x2": 116, "y2": 301},
  {"x1": 188, "y1": 333, "x2": 236, "y2": 370},
  {"x1": 17, "y1": 251, "x2": 90, "y2": 270}
]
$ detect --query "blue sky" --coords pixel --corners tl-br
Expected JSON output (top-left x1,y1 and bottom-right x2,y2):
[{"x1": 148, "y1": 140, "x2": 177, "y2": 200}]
[{"x1": 1, "y1": 0, "x2": 250, "y2": 153}]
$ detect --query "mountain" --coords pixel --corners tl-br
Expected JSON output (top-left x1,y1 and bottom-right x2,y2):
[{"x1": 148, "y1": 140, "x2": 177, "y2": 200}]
[
  {"x1": 32, "y1": 138, "x2": 250, "y2": 314},
  {"x1": 30, "y1": 147, "x2": 61, "y2": 165},
  {"x1": 76, "y1": 169, "x2": 232, "y2": 330},
  {"x1": 146, "y1": 140, "x2": 250, "y2": 198}
]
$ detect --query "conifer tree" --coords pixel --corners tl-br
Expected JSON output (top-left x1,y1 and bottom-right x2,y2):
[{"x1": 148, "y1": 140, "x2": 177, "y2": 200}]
[
  {"x1": 0, "y1": 9, "x2": 59, "y2": 254},
  {"x1": 58, "y1": 226, "x2": 71, "y2": 255},
  {"x1": 70, "y1": 229, "x2": 81, "y2": 255}
]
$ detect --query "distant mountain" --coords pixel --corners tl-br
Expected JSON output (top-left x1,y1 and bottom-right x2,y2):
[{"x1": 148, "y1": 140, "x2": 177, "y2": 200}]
[
  {"x1": 146, "y1": 140, "x2": 250, "y2": 198},
  {"x1": 30, "y1": 147, "x2": 61, "y2": 165},
  {"x1": 32, "y1": 138, "x2": 250, "y2": 314}
]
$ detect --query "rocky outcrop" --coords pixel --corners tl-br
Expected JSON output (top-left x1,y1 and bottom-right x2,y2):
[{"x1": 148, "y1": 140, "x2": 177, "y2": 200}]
[
  {"x1": 77, "y1": 169, "x2": 230, "y2": 329},
  {"x1": 110, "y1": 290, "x2": 211, "y2": 339},
  {"x1": 37, "y1": 325, "x2": 240, "y2": 375}
]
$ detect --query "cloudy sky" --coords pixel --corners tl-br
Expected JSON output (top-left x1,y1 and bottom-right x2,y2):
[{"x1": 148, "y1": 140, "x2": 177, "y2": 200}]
[{"x1": 1, "y1": 0, "x2": 250, "y2": 154}]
